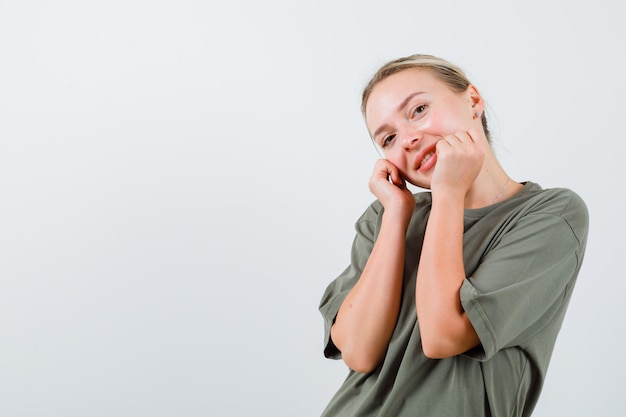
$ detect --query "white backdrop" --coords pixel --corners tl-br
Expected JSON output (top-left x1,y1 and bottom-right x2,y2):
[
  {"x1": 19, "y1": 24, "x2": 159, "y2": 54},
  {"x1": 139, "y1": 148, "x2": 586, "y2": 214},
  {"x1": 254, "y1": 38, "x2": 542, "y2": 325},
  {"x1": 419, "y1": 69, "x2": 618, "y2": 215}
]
[{"x1": 1, "y1": 1, "x2": 623, "y2": 416}]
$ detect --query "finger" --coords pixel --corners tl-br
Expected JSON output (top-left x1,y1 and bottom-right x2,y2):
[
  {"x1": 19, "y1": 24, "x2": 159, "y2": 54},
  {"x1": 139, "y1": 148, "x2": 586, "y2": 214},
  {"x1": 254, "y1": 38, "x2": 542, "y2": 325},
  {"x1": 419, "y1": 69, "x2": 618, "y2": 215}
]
[
  {"x1": 386, "y1": 163, "x2": 404, "y2": 187},
  {"x1": 390, "y1": 171, "x2": 406, "y2": 188},
  {"x1": 454, "y1": 131, "x2": 473, "y2": 143},
  {"x1": 440, "y1": 133, "x2": 465, "y2": 148},
  {"x1": 466, "y1": 126, "x2": 488, "y2": 144},
  {"x1": 378, "y1": 159, "x2": 407, "y2": 187},
  {"x1": 437, "y1": 135, "x2": 458, "y2": 150},
  {"x1": 372, "y1": 159, "x2": 392, "y2": 177},
  {"x1": 435, "y1": 138, "x2": 449, "y2": 155},
  {"x1": 372, "y1": 159, "x2": 397, "y2": 183}
]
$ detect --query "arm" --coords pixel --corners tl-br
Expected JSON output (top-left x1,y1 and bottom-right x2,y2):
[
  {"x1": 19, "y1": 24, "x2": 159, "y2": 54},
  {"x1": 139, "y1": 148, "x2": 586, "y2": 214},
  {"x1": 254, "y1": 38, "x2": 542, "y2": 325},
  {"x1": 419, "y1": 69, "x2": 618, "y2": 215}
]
[
  {"x1": 415, "y1": 192, "x2": 480, "y2": 358},
  {"x1": 331, "y1": 159, "x2": 415, "y2": 373},
  {"x1": 461, "y1": 190, "x2": 588, "y2": 360},
  {"x1": 415, "y1": 131, "x2": 483, "y2": 359}
]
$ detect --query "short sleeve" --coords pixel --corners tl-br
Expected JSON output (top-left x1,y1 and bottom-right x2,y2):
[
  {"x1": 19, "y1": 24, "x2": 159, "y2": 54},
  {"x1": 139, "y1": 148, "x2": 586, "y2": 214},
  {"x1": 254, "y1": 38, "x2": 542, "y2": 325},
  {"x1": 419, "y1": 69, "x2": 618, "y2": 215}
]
[
  {"x1": 318, "y1": 203, "x2": 379, "y2": 359},
  {"x1": 460, "y1": 195, "x2": 588, "y2": 361}
]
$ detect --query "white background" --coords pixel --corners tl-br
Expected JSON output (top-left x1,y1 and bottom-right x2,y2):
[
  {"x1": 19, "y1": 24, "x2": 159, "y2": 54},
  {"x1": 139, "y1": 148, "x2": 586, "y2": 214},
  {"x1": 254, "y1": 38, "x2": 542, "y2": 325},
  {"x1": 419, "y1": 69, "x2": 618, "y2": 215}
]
[{"x1": 1, "y1": 1, "x2": 623, "y2": 416}]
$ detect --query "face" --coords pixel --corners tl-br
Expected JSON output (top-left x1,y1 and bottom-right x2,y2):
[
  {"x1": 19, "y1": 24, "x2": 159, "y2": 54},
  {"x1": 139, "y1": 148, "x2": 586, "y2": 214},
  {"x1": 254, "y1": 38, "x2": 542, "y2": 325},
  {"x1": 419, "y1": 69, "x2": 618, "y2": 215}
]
[{"x1": 365, "y1": 68, "x2": 483, "y2": 189}]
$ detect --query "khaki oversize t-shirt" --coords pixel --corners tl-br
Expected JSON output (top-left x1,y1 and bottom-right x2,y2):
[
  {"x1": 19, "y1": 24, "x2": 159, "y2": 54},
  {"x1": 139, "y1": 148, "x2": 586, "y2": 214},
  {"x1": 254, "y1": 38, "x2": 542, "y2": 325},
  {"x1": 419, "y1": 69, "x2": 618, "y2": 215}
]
[{"x1": 319, "y1": 182, "x2": 588, "y2": 417}]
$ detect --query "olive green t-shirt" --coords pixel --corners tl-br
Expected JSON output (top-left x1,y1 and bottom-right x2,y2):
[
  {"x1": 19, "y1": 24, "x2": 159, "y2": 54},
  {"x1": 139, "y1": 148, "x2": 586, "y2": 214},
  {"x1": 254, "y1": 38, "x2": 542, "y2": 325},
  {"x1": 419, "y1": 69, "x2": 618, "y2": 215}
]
[{"x1": 319, "y1": 182, "x2": 588, "y2": 417}]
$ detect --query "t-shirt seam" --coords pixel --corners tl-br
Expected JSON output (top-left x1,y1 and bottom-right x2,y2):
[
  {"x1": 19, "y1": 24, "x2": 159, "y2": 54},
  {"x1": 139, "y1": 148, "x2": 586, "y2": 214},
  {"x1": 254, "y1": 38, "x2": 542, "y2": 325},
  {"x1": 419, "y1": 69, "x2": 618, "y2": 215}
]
[
  {"x1": 559, "y1": 195, "x2": 586, "y2": 265},
  {"x1": 523, "y1": 209, "x2": 583, "y2": 265},
  {"x1": 508, "y1": 355, "x2": 530, "y2": 417},
  {"x1": 463, "y1": 282, "x2": 498, "y2": 359}
]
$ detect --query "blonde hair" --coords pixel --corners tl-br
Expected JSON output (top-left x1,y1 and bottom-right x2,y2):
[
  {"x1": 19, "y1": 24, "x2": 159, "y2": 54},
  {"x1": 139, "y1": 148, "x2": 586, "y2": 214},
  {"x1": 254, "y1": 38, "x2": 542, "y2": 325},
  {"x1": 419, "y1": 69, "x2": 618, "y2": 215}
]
[{"x1": 361, "y1": 54, "x2": 491, "y2": 142}]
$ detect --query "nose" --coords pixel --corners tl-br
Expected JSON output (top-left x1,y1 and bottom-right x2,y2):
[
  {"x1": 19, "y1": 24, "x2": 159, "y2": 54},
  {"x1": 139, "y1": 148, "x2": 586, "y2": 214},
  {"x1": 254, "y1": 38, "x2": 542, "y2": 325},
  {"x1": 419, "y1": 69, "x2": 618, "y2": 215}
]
[{"x1": 398, "y1": 125, "x2": 421, "y2": 150}]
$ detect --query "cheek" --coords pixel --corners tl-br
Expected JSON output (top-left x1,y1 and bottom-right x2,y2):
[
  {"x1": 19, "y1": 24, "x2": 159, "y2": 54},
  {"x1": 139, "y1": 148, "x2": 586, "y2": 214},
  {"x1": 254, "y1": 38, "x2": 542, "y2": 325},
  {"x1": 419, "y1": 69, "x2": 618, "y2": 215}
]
[
  {"x1": 383, "y1": 149, "x2": 406, "y2": 170},
  {"x1": 424, "y1": 110, "x2": 460, "y2": 133}
]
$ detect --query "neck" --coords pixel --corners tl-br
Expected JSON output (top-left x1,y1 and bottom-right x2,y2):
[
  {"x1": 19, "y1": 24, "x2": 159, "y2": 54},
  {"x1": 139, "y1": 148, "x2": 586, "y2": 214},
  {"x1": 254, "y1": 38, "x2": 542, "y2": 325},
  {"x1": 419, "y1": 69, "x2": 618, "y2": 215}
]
[{"x1": 464, "y1": 159, "x2": 521, "y2": 209}]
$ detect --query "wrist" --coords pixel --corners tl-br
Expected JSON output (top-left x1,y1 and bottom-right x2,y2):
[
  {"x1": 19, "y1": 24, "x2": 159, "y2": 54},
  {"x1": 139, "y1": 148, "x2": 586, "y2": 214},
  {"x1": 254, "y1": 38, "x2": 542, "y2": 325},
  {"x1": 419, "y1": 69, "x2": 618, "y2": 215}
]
[
  {"x1": 381, "y1": 206, "x2": 412, "y2": 231},
  {"x1": 431, "y1": 188, "x2": 465, "y2": 207}
]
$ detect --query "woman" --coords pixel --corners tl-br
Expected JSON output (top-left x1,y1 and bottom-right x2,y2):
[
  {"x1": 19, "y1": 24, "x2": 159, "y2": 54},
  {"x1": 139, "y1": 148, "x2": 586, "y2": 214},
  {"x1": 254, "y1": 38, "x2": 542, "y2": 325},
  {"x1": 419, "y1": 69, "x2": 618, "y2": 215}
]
[{"x1": 318, "y1": 54, "x2": 589, "y2": 417}]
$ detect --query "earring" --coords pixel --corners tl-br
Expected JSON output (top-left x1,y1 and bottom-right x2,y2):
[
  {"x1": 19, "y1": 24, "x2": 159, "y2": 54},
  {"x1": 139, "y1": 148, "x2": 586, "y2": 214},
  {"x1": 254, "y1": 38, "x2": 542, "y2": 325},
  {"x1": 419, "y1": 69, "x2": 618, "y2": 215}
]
[{"x1": 475, "y1": 111, "x2": 481, "y2": 119}]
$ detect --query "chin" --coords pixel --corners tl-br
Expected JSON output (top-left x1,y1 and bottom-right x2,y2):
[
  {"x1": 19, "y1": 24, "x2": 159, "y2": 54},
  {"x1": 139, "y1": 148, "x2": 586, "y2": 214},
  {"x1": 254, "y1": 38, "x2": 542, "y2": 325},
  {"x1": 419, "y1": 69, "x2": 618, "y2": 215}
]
[{"x1": 407, "y1": 178, "x2": 431, "y2": 190}]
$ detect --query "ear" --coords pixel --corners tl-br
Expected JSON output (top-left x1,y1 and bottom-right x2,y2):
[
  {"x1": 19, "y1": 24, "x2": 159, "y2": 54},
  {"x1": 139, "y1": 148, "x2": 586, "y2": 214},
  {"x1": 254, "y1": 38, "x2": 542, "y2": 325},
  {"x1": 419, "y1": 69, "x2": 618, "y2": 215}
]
[{"x1": 467, "y1": 84, "x2": 484, "y2": 115}]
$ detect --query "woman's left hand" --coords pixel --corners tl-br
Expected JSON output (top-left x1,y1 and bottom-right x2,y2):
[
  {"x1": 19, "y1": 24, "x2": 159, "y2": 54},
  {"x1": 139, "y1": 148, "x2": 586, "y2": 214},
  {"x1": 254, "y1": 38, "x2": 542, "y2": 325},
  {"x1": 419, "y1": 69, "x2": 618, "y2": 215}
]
[{"x1": 430, "y1": 127, "x2": 486, "y2": 198}]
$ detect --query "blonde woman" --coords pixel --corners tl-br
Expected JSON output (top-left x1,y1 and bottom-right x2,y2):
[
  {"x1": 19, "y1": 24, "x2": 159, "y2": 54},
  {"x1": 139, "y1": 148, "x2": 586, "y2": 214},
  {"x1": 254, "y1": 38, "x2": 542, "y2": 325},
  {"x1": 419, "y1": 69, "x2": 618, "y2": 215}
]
[{"x1": 319, "y1": 54, "x2": 588, "y2": 417}]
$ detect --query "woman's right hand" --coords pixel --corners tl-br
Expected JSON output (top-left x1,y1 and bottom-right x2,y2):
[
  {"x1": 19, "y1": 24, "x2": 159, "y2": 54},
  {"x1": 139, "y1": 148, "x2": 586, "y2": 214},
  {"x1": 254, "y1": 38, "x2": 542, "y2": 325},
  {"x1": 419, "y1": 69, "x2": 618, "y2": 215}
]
[
  {"x1": 333, "y1": 159, "x2": 413, "y2": 373},
  {"x1": 368, "y1": 159, "x2": 415, "y2": 227}
]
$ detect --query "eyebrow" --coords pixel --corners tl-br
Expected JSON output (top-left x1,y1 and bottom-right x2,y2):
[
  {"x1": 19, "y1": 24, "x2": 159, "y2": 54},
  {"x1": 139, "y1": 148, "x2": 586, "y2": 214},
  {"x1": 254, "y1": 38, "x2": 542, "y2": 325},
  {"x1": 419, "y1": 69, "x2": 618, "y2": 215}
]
[{"x1": 372, "y1": 91, "x2": 426, "y2": 139}]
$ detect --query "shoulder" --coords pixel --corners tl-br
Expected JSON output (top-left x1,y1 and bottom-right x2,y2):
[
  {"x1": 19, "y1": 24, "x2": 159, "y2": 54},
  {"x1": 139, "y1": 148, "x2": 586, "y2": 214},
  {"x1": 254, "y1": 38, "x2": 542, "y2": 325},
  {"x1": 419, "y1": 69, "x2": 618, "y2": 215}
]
[
  {"x1": 513, "y1": 182, "x2": 583, "y2": 211},
  {"x1": 517, "y1": 182, "x2": 589, "y2": 244}
]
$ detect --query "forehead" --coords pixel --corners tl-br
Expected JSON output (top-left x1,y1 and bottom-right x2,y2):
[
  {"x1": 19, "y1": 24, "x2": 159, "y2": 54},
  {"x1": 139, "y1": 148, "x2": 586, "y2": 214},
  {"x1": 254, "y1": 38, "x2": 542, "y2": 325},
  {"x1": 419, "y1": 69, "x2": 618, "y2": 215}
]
[{"x1": 365, "y1": 68, "x2": 445, "y2": 131}]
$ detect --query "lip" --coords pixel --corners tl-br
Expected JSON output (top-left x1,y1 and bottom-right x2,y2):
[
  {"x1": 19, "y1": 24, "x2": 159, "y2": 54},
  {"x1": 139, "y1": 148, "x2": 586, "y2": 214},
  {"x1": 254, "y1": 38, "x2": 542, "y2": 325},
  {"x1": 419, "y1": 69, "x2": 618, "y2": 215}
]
[{"x1": 414, "y1": 145, "x2": 438, "y2": 172}]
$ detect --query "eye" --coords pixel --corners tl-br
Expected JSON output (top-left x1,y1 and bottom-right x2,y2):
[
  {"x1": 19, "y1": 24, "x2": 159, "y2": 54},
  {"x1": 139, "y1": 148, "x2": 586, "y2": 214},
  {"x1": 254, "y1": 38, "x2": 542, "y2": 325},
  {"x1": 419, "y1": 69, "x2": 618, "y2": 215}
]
[
  {"x1": 412, "y1": 104, "x2": 427, "y2": 118},
  {"x1": 381, "y1": 134, "x2": 396, "y2": 148}
]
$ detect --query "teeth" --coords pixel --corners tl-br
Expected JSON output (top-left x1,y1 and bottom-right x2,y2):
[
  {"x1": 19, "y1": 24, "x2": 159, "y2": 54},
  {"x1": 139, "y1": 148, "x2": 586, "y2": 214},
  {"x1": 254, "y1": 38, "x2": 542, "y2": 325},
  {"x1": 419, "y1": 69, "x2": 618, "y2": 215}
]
[{"x1": 419, "y1": 151, "x2": 435, "y2": 168}]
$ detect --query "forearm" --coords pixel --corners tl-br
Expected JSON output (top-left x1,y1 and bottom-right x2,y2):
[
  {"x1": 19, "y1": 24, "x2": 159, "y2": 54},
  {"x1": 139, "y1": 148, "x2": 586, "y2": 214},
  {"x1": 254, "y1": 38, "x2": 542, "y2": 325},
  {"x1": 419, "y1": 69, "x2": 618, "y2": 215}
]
[
  {"x1": 415, "y1": 193, "x2": 479, "y2": 358},
  {"x1": 331, "y1": 211, "x2": 406, "y2": 373}
]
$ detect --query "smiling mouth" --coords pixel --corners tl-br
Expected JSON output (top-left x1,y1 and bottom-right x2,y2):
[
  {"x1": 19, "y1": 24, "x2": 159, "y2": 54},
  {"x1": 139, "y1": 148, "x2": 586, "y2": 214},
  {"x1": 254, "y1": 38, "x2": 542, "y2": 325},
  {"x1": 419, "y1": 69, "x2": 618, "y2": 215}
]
[{"x1": 418, "y1": 150, "x2": 435, "y2": 169}]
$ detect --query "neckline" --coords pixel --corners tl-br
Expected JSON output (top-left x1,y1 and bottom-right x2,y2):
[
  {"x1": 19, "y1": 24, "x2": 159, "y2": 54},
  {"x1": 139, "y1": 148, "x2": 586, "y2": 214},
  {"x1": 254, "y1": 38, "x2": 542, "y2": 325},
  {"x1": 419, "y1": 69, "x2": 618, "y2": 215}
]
[{"x1": 463, "y1": 181, "x2": 537, "y2": 218}]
